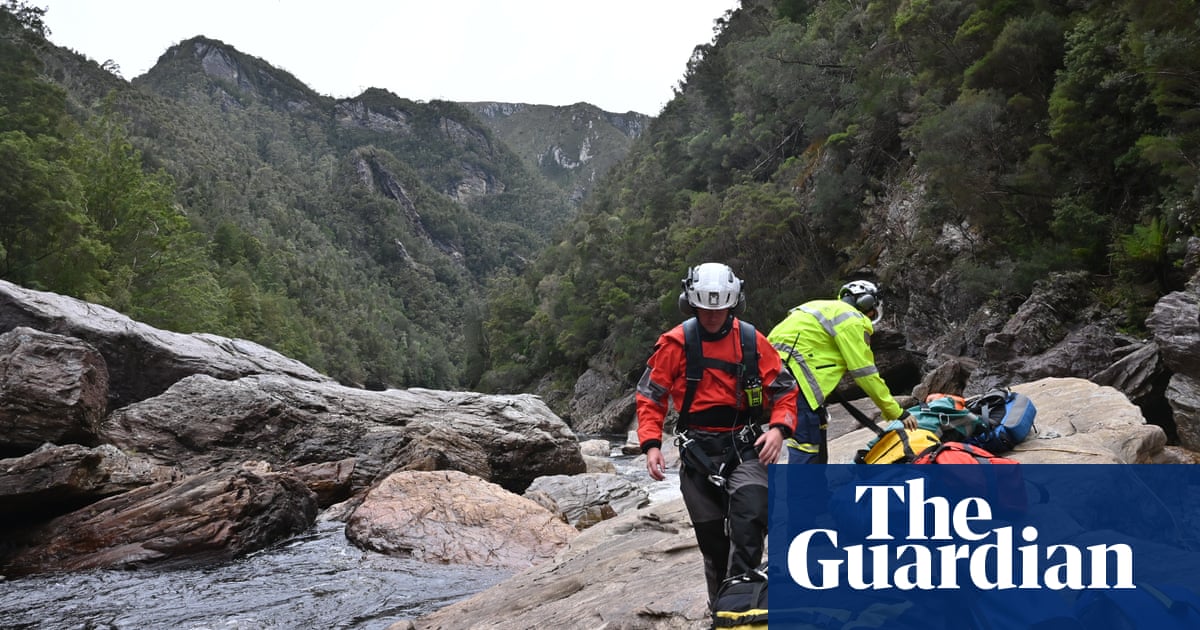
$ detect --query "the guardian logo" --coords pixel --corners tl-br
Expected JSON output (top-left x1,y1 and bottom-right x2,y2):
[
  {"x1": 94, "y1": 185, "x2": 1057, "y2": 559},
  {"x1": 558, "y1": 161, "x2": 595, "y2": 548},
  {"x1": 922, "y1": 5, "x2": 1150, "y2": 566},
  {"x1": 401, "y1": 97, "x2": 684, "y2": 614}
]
[
  {"x1": 770, "y1": 465, "x2": 1200, "y2": 629},
  {"x1": 786, "y1": 478, "x2": 1134, "y2": 591}
]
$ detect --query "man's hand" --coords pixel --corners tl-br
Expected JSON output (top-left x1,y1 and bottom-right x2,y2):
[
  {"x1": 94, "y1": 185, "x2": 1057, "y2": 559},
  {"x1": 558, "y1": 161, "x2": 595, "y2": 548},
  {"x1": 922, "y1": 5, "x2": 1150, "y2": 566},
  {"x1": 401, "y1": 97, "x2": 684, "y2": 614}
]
[
  {"x1": 755, "y1": 426, "x2": 785, "y2": 464},
  {"x1": 646, "y1": 447, "x2": 667, "y2": 481},
  {"x1": 900, "y1": 408, "x2": 917, "y2": 431}
]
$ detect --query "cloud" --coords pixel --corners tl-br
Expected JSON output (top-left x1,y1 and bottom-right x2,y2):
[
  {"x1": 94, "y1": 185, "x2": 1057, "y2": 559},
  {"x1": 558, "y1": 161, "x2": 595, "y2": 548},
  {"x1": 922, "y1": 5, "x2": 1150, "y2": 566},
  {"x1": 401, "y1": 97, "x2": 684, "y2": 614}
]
[{"x1": 43, "y1": 0, "x2": 738, "y2": 115}]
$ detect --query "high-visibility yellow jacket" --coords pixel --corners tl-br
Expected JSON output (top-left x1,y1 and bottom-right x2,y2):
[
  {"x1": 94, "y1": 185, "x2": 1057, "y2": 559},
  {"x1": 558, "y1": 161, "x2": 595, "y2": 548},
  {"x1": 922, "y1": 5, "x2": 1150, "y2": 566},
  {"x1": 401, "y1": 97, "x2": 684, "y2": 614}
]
[{"x1": 766, "y1": 299, "x2": 903, "y2": 420}]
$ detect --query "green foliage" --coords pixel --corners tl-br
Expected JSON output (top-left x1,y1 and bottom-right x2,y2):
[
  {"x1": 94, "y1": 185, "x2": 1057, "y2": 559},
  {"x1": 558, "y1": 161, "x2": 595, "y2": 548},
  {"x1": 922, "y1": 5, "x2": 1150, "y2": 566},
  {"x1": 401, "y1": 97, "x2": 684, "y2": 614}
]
[
  {"x1": 1, "y1": 0, "x2": 44, "y2": 36},
  {"x1": 1112, "y1": 217, "x2": 1174, "y2": 291},
  {"x1": 1049, "y1": 193, "x2": 1111, "y2": 267},
  {"x1": 910, "y1": 90, "x2": 1011, "y2": 227},
  {"x1": 0, "y1": 129, "x2": 84, "y2": 287},
  {"x1": 480, "y1": 0, "x2": 1200, "y2": 398},
  {"x1": 1, "y1": 8, "x2": 593, "y2": 390},
  {"x1": 66, "y1": 109, "x2": 227, "y2": 331},
  {"x1": 8, "y1": 0, "x2": 1199, "y2": 403},
  {"x1": 0, "y1": 15, "x2": 225, "y2": 335},
  {"x1": 963, "y1": 12, "x2": 1064, "y2": 108}
]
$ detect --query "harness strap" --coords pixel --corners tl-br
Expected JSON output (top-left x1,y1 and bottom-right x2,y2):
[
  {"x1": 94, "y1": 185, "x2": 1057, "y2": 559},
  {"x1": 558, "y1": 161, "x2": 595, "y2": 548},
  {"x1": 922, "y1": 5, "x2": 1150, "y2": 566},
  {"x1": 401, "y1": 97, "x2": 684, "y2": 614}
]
[
  {"x1": 679, "y1": 318, "x2": 758, "y2": 429},
  {"x1": 919, "y1": 402, "x2": 983, "y2": 437},
  {"x1": 676, "y1": 426, "x2": 762, "y2": 487},
  {"x1": 675, "y1": 318, "x2": 762, "y2": 487},
  {"x1": 828, "y1": 389, "x2": 884, "y2": 436}
]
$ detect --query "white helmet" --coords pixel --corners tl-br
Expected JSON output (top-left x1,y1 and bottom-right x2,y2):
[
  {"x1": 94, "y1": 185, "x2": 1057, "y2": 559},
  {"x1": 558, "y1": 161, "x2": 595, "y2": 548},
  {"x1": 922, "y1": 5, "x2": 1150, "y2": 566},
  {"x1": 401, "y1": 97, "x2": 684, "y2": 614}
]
[
  {"x1": 680, "y1": 263, "x2": 744, "y2": 312},
  {"x1": 838, "y1": 280, "x2": 882, "y2": 323}
]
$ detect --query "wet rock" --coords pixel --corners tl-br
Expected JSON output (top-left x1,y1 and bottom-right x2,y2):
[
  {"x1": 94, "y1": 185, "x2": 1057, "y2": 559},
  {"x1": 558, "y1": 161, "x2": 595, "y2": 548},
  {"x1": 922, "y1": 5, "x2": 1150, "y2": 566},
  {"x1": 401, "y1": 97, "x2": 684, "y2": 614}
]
[
  {"x1": 0, "y1": 279, "x2": 330, "y2": 409},
  {"x1": 99, "y1": 374, "x2": 586, "y2": 494},
  {"x1": 345, "y1": 470, "x2": 577, "y2": 568},
  {"x1": 391, "y1": 498, "x2": 708, "y2": 630},
  {"x1": 523, "y1": 472, "x2": 649, "y2": 529},
  {"x1": 2, "y1": 465, "x2": 317, "y2": 576},
  {"x1": 0, "y1": 327, "x2": 108, "y2": 455},
  {"x1": 0, "y1": 443, "x2": 181, "y2": 524}
]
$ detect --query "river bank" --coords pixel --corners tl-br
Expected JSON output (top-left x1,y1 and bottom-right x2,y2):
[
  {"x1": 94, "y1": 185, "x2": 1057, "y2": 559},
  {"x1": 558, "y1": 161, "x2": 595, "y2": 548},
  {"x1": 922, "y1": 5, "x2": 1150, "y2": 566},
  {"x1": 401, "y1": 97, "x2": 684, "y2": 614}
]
[{"x1": 0, "y1": 436, "x2": 670, "y2": 630}]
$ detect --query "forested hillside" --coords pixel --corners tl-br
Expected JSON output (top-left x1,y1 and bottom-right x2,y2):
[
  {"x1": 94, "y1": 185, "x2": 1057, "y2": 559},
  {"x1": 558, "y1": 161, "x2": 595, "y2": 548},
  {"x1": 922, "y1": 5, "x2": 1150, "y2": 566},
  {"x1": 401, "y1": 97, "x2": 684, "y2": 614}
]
[
  {"x1": 479, "y1": 0, "x2": 1199, "y2": 407},
  {"x1": 0, "y1": 1, "x2": 645, "y2": 390},
  {"x1": 6, "y1": 0, "x2": 1197, "y2": 412},
  {"x1": 465, "y1": 102, "x2": 651, "y2": 204}
]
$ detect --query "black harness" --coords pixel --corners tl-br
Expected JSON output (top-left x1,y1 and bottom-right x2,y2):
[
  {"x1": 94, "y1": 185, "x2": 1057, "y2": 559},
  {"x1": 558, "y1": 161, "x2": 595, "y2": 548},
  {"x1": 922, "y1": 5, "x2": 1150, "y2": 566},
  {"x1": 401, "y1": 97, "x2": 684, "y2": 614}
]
[
  {"x1": 678, "y1": 317, "x2": 761, "y2": 428},
  {"x1": 675, "y1": 317, "x2": 764, "y2": 486}
]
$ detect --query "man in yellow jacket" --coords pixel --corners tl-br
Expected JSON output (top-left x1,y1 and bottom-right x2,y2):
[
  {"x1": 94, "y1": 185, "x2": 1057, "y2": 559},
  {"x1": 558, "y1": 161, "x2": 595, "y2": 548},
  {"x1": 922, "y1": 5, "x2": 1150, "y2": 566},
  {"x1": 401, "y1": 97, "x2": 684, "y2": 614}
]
[{"x1": 767, "y1": 280, "x2": 910, "y2": 464}]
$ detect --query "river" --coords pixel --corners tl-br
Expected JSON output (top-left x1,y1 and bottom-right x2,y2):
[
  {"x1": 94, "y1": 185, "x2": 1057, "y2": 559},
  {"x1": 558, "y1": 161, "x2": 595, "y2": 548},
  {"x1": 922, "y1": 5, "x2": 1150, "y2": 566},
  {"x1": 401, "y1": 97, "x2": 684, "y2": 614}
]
[
  {"x1": 0, "y1": 518, "x2": 512, "y2": 630},
  {"x1": 0, "y1": 437, "x2": 677, "y2": 630}
]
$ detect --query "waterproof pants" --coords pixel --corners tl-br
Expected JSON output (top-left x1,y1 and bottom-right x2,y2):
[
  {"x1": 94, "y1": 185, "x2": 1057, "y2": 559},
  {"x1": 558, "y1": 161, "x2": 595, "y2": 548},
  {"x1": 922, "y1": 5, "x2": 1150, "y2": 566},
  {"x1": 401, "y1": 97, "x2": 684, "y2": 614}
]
[{"x1": 678, "y1": 430, "x2": 768, "y2": 605}]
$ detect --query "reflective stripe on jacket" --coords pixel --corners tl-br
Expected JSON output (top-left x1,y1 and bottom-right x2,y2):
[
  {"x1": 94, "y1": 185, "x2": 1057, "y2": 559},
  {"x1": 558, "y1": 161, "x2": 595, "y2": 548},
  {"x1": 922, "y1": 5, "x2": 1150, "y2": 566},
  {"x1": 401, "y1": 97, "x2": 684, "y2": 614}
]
[
  {"x1": 636, "y1": 318, "x2": 798, "y2": 452},
  {"x1": 766, "y1": 299, "x2": 903, "y2": 420}
]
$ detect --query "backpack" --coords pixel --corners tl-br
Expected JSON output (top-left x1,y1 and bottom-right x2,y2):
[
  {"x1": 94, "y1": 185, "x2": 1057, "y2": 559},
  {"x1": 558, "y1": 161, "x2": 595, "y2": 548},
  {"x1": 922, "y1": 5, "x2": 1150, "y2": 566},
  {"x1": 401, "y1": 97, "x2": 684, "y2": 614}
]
[
  {"x1": 914, "y1": 395, "x2": 989, "y2": 441},
  {"x1": 854, "y1": 427, "x2": 941, "y2": 464},
  {"x1": 912, "y1": 442, "x2": 1026, "y2": 517},
  {"x1": 869, "y1": 395, "x2": 987, "y2": 445},
  {"x1": 711, "y1": 566, "x2": 767, "y2": 629},
  {"x1": 912, "y1": 441, "x2": 1019, "y2": 465},
  {"x1": 964, "y1": 388, "x2": 1037, "y2": 454}
]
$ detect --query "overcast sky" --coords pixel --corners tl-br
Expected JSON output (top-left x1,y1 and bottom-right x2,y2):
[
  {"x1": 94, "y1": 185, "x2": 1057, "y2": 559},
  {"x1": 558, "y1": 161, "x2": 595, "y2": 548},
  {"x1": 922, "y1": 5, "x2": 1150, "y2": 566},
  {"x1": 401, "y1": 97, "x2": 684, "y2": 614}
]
[{"x1": 40, "y1": 0, "x2": 741, "y2": 115}]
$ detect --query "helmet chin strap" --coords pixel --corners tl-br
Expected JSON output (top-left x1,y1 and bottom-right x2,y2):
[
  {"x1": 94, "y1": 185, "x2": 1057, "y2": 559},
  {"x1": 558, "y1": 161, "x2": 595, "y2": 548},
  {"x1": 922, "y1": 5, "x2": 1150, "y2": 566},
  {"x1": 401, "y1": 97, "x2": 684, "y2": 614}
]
[{"x1": 698, "y1": 313, "x2": 735, "y2": 340}]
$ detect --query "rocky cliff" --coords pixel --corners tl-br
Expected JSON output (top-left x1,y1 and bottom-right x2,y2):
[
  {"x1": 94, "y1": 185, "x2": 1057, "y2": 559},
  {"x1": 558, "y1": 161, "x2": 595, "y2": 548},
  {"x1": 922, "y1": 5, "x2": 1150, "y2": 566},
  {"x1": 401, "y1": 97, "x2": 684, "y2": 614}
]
[{"x1": 3, "y1": 276, "x2": 1200, "y2": 629}]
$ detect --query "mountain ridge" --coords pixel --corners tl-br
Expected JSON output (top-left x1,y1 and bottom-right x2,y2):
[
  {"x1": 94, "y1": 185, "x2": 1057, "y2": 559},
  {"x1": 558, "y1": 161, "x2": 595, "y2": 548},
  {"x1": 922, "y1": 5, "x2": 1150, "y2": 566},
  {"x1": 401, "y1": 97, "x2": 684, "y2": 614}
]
[{"x1": 3, "y1": 11, "x2": 647, "y2": 390}]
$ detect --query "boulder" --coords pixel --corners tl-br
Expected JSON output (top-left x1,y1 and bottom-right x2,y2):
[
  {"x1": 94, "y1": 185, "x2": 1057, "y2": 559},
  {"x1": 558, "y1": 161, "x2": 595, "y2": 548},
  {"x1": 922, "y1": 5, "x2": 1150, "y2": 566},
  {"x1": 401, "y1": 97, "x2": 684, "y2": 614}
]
[
  {"x1": 0, "y1": 327, "x2": 108, "y2": 455},
  {"x1": 981, "y1": 272, "x2": 1093, "y2": 361},
  {"x1": 1147, "y1": 290, "x2": 1200, "y2": 377},
  {"x1": 288, "y1": 458, "x2": 356, "y2": 508},
  {"x1": 0, "y1": 279, "x2": 330, "y2": 409},
  {"x1": 523, "y1": 472, "x2": 649, "y2": 529},
  {"x1": 1166, "y1": 373, "x2": 1200, "y2": 452},
  {"x1": 1092, "y1": 341, "x2": 1167, "y2": 407},
  {"x1": 98, "y1": 373, "x2": 586, "y2": 493},
  {"x1": 569, "y1": 368, "x2": 633, "y2": 434},
  {"x1": 1147, "y1": 290, "x2": 1200, "y2": 448},
  {"x1": 829, "y1": 377, "x2": 1167, "y2": 464},
  {"x1": 0, "y1": 443, "x2": 181, "y2": 524},
  {"x1": 1, "y1": 464, "x2": 317, "y2": 576},
  {"x1": 579, "y1": 439, "x2": 612, "y2": 458},
  {"x1": 345, "y1": 470, "x2": 577, "y2": 568},
  {"x1": 583, "y1": 455, "x2": 617, "y2": 474},
  {"x1": 391, "y1": 497, "x2": 708, "y2": 630}
]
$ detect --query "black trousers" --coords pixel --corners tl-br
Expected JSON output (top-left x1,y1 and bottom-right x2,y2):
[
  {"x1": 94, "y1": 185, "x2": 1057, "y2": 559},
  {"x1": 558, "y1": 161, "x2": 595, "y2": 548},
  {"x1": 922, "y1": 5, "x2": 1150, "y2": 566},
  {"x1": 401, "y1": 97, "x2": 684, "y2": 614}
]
[{"x1": 678, "y1": 429, "x2": 769, "y2": 604}]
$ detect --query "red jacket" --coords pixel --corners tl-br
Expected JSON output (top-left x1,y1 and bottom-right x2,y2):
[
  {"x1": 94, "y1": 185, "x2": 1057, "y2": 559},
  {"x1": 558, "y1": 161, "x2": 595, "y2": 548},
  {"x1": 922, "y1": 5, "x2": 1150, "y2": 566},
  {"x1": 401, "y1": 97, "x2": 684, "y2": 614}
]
[{"x1": 635, "y1": 318, "x2": 798, "y2": 452}]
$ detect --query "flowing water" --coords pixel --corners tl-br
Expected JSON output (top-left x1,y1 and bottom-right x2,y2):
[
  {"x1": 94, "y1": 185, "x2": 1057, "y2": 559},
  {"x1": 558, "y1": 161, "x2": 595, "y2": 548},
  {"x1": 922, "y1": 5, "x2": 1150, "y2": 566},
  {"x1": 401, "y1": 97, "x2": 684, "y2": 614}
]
[
  {"x1": 0, "y1": 437, "x2": 677, "y2": 630},
  {"x1": 0, "y1": 519, "x2": 511, "y2": 630}
]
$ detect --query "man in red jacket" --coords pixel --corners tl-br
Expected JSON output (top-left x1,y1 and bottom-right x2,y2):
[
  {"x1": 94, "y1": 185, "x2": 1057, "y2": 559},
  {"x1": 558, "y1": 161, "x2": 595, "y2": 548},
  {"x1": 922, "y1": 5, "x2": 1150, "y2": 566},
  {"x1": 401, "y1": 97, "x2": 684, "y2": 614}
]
[{"x1": 636, "y1": 262, "x2": 799, "y2": 605}]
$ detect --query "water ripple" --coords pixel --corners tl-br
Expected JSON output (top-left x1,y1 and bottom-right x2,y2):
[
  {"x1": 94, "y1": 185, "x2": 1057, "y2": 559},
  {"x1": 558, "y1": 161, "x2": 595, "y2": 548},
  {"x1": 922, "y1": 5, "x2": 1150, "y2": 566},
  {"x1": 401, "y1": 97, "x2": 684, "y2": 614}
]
[{"x1": 0, "y1": 519, "x2": 510, "y2": 630}]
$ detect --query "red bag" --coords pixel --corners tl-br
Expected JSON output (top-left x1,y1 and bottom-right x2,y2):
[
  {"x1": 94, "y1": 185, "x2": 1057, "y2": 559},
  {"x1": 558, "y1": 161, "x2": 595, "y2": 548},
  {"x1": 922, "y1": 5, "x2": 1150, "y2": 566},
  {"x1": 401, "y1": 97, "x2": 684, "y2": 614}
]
[
  {"x1": 912, "y1": 441, "x2": 1017, "y2": 465},
  {"x1": 912, "y1": 442, "x2": 1026, "y2": 516}
]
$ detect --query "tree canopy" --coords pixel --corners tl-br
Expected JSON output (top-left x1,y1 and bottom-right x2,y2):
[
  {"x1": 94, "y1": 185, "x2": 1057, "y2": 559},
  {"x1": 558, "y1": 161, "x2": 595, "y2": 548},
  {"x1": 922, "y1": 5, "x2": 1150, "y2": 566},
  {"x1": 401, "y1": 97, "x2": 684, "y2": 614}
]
[{"x1": 478, "y1": 0, "x2": 1200, "y2": 398}]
